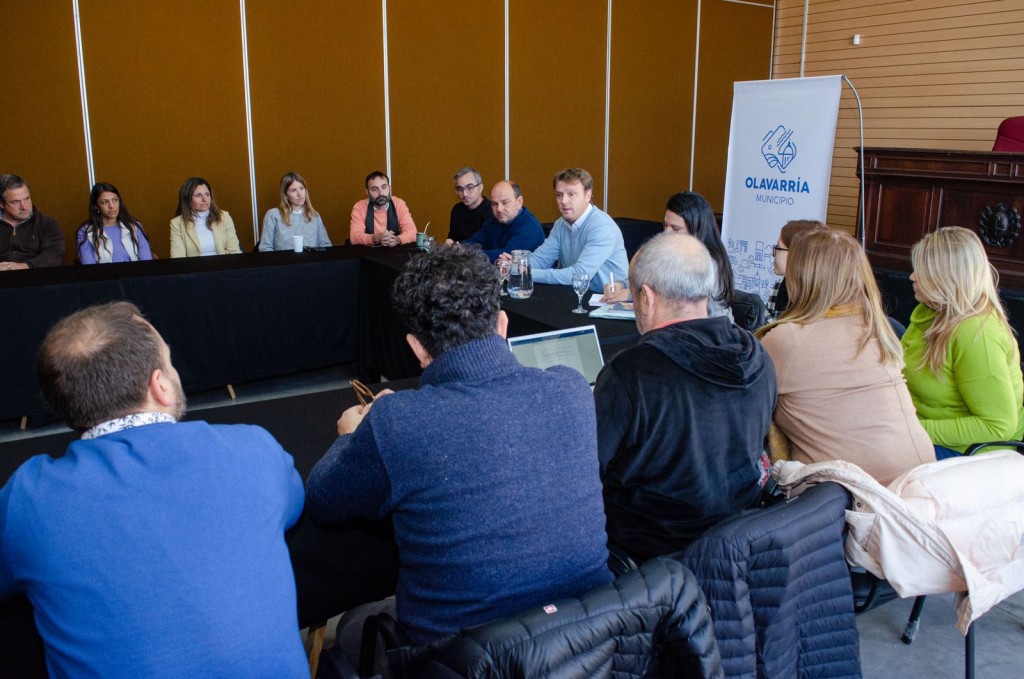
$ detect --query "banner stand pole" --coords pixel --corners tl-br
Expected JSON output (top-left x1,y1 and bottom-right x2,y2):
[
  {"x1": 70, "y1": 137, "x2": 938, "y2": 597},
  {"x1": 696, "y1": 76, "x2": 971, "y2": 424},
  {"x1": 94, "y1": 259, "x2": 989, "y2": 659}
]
[{"x1": 841, "y1": 75, "x2": 866, "y2": 248}]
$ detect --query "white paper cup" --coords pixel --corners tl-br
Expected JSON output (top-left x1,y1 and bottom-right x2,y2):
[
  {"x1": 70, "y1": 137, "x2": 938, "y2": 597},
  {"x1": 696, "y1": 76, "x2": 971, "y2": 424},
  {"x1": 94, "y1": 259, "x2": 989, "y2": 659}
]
[{"x1": 293, "y1": 235, "x2": 303, "y2": 253}]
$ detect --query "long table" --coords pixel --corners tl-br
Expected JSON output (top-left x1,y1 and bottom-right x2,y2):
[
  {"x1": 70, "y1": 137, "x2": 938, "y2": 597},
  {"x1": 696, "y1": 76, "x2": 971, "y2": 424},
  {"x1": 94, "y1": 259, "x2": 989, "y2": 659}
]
[
  {"x1": 1, "y1": 248, "x2": 363, "y2": 422},
  {"x1": 4, "y1": 246, "x2": 639, "y2": 423},
  {"x1": 356, "y1": 249, "x2": 639, "y2": 382}
]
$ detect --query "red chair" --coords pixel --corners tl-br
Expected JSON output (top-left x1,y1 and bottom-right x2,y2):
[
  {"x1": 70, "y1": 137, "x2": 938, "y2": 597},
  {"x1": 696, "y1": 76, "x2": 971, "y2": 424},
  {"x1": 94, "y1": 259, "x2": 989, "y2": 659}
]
[{"x1": 992, "y1": 116, "x2": 1024, "y2": 152}]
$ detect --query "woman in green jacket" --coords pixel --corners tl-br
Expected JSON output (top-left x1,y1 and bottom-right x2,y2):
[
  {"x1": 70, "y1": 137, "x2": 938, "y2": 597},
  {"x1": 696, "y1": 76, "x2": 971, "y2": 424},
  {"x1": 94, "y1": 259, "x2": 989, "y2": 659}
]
[{"x1": 902, "y1": 226, "x2": 1024, "y2": 458}]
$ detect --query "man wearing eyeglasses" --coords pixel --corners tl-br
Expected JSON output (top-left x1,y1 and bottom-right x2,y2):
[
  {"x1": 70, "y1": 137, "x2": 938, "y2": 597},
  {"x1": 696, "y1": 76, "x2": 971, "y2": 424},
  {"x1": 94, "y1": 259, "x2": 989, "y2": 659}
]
[{"x1": 447, "y1": 167, "x2": 490, "y2": 242}]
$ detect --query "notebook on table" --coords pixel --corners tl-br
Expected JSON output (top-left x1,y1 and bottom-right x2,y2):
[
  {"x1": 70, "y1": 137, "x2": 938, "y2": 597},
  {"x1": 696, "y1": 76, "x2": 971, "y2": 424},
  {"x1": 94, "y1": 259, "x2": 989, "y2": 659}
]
[{"x1": 507, "y1": 325, "x2": 605, "y2": 386}]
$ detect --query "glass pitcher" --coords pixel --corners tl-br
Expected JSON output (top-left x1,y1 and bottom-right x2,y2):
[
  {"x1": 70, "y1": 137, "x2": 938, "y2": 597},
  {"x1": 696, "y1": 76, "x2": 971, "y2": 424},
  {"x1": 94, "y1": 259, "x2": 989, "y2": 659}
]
[{"x1": 507, "y1": 250, "x2": 534, "y2": 299}]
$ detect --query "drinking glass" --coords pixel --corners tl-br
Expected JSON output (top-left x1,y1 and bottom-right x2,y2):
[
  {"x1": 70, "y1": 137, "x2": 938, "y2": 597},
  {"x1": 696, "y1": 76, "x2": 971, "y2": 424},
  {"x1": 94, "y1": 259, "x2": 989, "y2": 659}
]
[
  {"x1": 571, "y1": 272, "x2": 591, "y2": 313},
  {"x1": 496, "y1": 258, "x2": 511, "y2": 296}
]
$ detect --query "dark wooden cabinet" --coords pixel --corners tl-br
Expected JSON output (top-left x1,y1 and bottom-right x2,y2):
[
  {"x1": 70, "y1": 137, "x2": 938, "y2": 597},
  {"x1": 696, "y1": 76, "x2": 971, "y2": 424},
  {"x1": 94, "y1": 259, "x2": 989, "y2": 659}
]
[{"x1": 857, "y1": 147, "x2": 1024, "y2": 288}]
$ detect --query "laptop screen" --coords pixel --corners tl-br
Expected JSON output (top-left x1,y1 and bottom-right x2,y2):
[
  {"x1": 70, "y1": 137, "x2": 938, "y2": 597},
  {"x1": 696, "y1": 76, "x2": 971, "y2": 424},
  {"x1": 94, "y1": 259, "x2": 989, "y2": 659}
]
[{"x1": 507, "y1": 325, "x2": 605, "y2": 385}]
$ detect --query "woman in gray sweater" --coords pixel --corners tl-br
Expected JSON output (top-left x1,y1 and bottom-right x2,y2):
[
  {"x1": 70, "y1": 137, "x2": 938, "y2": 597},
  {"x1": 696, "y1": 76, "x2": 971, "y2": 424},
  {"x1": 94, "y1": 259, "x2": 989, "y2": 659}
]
[{"x1": 259, "y1": 172, "x2": 332, "y2": 251}]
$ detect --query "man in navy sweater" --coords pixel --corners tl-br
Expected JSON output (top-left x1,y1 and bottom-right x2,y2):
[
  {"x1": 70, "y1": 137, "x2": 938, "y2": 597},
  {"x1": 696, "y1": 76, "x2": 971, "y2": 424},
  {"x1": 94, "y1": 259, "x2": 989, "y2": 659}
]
[
  {"x1": 456, "y1": 180, "x2": 545, "y2": 261},
  {"x1": 307, "y1": 246, "x2": 611, "y2": 644},
  {"x1": 0, "y1": 302, "x2": 307, "y2": 678}
]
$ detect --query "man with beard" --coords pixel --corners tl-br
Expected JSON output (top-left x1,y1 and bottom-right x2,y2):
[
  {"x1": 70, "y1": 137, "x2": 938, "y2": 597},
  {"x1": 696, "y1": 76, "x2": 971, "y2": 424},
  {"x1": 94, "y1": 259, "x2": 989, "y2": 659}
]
[
  {"x1": 457, "y1": 179, "x2": 544, "y2": 261},
  {"x1": 446, "y1": 167, "x2": 490, "y2": 242},
  {"x1": 0, "y1": 302, "x2": 307, "y2": 677},
  {"x1": 594, "y1": 233, "x2": 776, "y2": 564},
  {"x1": 349, "y1": 170, "x2": 417, "y2": 246},
  {"x1": 0, "y1": 174, "x2": 64, "y2": 269}
]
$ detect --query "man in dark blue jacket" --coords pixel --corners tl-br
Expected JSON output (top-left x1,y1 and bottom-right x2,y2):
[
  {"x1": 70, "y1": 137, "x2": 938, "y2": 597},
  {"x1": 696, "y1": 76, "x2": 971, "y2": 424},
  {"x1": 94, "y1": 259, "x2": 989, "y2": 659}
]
[
  {"x1": 594, "y1": 233, "x2": 777, "y2": 563},
  {"x1": 458, "y1": 180, "x2": 545, "y2": 261}
]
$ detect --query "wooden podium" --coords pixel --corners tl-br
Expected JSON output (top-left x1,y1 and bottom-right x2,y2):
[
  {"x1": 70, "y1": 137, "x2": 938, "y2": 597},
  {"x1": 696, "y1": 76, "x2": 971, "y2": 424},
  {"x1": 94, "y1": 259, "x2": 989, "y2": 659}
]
[{"x1": 857, "y1": 147, "x2": 1024, "y2": 288}]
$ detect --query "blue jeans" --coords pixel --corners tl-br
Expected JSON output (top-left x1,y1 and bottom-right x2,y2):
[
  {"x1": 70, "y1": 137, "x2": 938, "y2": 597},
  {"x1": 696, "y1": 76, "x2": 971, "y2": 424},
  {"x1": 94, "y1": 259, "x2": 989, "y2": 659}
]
[{"x1": 934, "y1": 444, "x2": 962, "y2": 460}]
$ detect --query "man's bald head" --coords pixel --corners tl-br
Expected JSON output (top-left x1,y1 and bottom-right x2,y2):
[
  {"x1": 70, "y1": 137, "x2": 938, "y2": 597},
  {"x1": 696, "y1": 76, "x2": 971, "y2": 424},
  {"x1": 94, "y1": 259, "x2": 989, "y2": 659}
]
[{"x1": 489, "y1": 180, "x2": 524, "y2": 224}]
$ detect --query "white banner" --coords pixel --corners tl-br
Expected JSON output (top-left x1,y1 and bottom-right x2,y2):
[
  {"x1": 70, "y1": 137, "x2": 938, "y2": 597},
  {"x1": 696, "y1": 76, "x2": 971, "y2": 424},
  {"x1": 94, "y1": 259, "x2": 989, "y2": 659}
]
[{"x1": 720, "y1": 75, "x2": 842, "y2": 302}]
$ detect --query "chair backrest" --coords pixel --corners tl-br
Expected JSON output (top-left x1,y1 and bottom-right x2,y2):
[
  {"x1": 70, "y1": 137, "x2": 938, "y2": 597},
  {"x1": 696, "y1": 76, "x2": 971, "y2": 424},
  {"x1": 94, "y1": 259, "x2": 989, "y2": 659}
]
[
  {"x1": 993, "y1": 116, "x2": 1024, "y2": 152},
  {"x1": 732, "y1": 289, "x2": 766, "y2": 331},
  {"x1": 613, "y1": 217, "x2": 662, "y2": 260},
  {"x1": 682, "y1": 482, "x2": 861, "y2": 679},
  {"x1": 417, "y1": 556, "x2": 723, "y2": 679}
]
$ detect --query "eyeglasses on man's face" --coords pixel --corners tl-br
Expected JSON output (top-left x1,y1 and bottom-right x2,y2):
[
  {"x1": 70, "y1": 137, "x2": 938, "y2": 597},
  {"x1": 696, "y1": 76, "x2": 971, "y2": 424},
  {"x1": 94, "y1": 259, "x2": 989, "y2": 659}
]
[{"x1": 455, "y1": 183, "x2": 480, "y2": 195}]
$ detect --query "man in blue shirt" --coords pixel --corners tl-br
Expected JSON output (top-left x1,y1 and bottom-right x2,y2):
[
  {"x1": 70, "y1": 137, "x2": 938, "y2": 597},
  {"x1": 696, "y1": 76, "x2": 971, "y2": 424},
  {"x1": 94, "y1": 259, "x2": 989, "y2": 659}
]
[
  {"x1": 458, "y1": 179, "x2": 545, "y2": 261},
  {"x1": 513, "y1": 167, "x2": 628, "y2": 293},
  {"x1": 0, "y1": 302, "x2": 307, "y2": 678}
]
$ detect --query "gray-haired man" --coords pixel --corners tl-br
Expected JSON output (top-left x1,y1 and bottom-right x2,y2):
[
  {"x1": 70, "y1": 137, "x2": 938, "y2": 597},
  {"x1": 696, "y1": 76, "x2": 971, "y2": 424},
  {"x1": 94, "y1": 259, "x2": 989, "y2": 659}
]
[{"x1": 594, "y1": 232, "x2": 777, "y2": 563}]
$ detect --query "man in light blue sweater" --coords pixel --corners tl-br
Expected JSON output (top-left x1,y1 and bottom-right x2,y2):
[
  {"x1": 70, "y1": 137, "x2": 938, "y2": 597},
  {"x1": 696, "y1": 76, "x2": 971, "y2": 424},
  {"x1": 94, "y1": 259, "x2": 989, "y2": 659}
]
[{"x1": 519, "y1": 167, "x2": 628, "y2": 293}]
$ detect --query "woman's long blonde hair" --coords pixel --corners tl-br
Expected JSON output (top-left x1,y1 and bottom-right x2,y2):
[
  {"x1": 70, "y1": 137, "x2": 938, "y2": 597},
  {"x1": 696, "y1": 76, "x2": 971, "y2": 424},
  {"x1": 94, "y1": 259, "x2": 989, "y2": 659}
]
[
  {"x1": 756, "y1": 228, "x2": 902, "y2": 364},
  {"x1": 910, "y1": 226, "x2": 1012, "y2": 374},
  {"x1": 278, "y1": 172, "x2": 317, "y2": 226}
]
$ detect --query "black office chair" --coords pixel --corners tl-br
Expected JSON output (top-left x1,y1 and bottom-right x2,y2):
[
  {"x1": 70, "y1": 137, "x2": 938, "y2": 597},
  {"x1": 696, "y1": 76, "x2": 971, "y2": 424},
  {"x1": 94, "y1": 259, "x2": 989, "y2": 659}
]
[
  {"x1": 731, "y1": 289, "x2": 766, "y2": 331},
  {"x1": 318, "y1": 556, "x2": 723, "y2": 679}
]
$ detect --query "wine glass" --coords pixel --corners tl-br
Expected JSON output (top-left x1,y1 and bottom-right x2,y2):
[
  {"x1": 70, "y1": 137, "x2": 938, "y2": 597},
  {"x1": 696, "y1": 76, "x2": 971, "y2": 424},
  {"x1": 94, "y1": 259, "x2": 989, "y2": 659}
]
[
  {"x1": 571, "y1": 272, "x2": 591, "y2": 313},
  {"x1": 496, "y1": 258, "x2": 511, "y2": 296}
]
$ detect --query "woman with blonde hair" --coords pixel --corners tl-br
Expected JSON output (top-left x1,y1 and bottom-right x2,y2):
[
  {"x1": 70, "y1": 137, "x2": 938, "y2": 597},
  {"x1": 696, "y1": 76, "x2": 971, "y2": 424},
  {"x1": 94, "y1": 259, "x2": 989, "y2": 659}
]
[
  {"x1": 902, "y1": 226, "x2": 1024, "y2": 458},
  {"x1": 169, "y1": 177, "x2": 241, "y2": 257},
  {"x1": 258, "y1": 172, "x2": 331, "y2": 251},
  {"x1": 757, "y1": 228, "x2": 934, "y2": 484}
]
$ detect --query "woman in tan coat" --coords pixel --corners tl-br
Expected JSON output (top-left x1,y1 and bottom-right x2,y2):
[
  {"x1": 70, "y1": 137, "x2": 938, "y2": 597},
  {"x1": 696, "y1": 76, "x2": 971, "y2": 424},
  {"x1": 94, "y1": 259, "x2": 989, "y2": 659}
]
[{"x1": 756, "y1": 228, "x2": 934, "y2": 485}]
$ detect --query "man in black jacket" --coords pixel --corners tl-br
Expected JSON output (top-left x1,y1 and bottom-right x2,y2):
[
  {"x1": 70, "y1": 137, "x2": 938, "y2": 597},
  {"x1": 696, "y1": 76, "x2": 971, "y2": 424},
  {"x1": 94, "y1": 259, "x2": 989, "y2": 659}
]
[
  {"x1": 0, "y1": 174, "x2": 64, "y2": 270},
  {"x1": 594, "y1": 232, "x2": 777, "y2": 563}
]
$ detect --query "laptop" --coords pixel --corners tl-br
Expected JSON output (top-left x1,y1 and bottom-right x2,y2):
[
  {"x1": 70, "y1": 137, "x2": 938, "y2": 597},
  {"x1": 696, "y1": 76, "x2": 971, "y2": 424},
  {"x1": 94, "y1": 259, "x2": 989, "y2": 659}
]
[{"x1": 507, "y1": 325, "x2": 605, "y2": 386}]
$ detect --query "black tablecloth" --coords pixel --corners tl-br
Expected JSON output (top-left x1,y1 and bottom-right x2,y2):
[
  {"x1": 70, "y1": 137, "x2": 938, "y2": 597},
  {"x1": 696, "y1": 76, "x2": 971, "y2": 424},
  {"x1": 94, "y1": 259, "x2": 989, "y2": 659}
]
[{"x1": 2, "y1": 248, "x2": 362, "y2": 421}]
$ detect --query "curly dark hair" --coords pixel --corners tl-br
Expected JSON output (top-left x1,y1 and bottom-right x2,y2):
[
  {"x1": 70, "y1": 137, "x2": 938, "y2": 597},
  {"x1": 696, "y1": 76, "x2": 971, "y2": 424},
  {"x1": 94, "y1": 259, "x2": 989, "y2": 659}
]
[{"x1": 391, "y1": 246, "x2": 501, "y2": 358}]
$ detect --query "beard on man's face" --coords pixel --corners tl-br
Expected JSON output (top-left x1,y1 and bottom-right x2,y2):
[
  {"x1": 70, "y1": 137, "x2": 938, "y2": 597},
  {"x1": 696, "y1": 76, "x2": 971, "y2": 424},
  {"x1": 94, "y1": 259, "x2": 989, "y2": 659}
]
[{"x1": 373, "y1": 195, "x2": 390, "y2": 207}]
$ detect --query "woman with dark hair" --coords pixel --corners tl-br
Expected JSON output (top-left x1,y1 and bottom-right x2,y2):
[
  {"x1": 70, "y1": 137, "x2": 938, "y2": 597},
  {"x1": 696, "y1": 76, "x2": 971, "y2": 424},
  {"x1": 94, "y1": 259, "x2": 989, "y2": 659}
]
[
  {"x1": 169, "y1": 177, "x2": 241, "y2": 257},
  {"x1": 604, "y1": 191, "x2": 734, "y2": 317},
  {"x1": 77, "y1": 183, "x2": 153, "y2": 264},
  {"x1": 258, "y1": 172, "x2": 331, "y2": 251}
]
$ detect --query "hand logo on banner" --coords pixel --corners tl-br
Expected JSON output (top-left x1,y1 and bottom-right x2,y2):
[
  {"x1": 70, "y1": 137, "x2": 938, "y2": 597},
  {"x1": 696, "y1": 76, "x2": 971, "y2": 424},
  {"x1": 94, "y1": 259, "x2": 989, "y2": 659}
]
[{"x1": 761, "y1": 125, "x2": 797, "y2": 174}]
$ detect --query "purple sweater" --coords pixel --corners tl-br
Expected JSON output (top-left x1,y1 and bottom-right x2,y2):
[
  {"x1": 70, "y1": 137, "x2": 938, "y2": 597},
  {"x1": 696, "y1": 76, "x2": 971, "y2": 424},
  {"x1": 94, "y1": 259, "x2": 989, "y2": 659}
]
[{"x1": 306, "y1": 335, "x2": 612, "y2": 643}]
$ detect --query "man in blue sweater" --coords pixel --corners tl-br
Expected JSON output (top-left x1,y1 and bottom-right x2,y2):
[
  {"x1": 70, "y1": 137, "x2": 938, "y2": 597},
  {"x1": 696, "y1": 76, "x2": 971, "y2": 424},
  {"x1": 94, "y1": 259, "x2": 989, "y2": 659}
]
[
  {"x1": 457, "y1": 179, "x2": 545, "y2": 261},
  {"x1": 307, "y1": 246, "x2": 612, "y2": 645},
  {"x1": 0, "y1": 302, "x2": 307, "y2": 678}
]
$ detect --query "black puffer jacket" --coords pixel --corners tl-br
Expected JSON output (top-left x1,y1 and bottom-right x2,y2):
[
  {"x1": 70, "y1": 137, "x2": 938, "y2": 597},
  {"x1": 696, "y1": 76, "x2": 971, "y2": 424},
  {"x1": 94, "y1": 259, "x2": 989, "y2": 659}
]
[{"x1": 417, "y1": 556, "x2": 723, "y2": 678}]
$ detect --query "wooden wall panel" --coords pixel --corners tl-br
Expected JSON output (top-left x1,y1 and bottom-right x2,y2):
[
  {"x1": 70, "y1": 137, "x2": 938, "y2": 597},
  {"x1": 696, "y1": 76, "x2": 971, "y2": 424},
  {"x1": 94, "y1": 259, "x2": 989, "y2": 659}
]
[
  {"x1": 607, "y1": 2, "x2": 697, "y2": 220},
  {"x1": 774, "y1": 0, "x2": 1024, "y2": 233},
  {"x1": 694, "y1": 0, "x2": 774, "y2": 211},
  {"x1": 0, "y1": 3, "x2": 88, "y2": 263},
  {"x1": 388, "y1": 1, "x2": 505, "y2": 234},
  {"x1": 81, "y1": 0, "x2": 252, "y2": 256},
  {"x1": 510, "y1": 0, "x2": 608, "y2": 223},
  {"x1": 247, "y1": 2, "x2": 386, "y2": 246}
]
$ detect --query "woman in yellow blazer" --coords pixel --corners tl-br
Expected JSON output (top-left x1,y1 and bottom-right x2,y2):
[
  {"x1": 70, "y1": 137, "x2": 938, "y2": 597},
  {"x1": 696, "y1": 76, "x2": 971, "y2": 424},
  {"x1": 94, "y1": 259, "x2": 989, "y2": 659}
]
[{"x1": 169, "y1": 177, "x2": 241, "y2": 257}]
